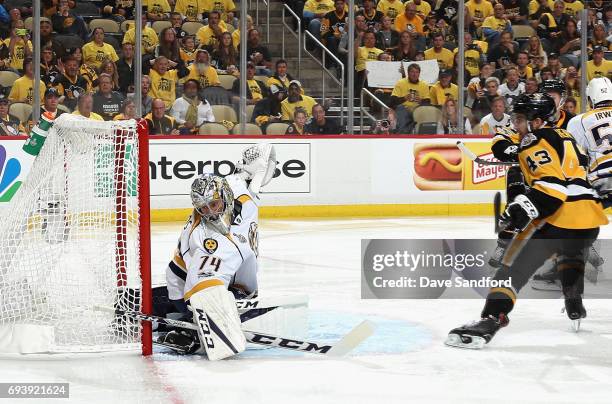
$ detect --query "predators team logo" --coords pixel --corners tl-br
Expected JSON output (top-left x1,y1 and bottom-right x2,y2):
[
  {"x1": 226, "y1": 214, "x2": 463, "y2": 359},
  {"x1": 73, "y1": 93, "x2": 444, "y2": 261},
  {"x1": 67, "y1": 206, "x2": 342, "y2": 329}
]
[{"x1": 204, "y1": 238, "x2": 218, "y2": 254}]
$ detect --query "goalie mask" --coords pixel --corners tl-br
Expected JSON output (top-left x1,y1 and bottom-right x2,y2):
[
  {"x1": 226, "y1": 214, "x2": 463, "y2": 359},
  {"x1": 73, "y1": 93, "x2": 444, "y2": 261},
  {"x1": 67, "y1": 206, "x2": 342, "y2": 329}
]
[
  {"x1": 236, "y1": 143, "x2": 277, "y2": 194},
  {"x1": 190, "y1": 174, "x2": 234, "y2": 235}
]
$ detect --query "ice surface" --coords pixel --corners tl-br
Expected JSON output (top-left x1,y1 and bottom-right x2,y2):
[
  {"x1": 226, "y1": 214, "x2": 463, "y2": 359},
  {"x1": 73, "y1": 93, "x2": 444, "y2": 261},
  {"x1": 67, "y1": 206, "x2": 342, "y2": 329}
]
[{"x1": 1, "y1": 217, "x2": 611, "y2": 403}]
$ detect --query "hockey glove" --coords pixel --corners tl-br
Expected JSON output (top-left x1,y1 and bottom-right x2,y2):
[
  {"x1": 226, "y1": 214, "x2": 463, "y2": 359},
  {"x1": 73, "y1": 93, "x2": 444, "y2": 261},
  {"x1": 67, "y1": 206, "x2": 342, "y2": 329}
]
[
  {"x1": 500, "y1": 194, "x2": 539, "y2": 232},
  {"x1": 502, "y1": 145, "x2": 518, "y2": 162}
]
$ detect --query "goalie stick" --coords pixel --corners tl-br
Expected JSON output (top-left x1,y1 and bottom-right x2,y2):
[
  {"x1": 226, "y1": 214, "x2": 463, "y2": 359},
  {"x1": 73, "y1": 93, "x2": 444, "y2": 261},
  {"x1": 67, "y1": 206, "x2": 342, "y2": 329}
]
[
  {"x1": 94, "y1": 306, "x2": 375, "y2": 357},
  {"x1": 456, "y1": 141, "x2": 517, "y2": 166}
]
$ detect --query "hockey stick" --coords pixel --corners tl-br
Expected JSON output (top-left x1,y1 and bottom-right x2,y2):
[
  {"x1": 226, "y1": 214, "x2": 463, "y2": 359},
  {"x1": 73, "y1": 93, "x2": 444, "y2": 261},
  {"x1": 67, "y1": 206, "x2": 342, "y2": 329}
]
[
  {"x1": 493, "y1": 192, "x2": 502, "y2": 234},
  {"x1": 456, "y1": 141, "x2": 517, "y2": 166},
  {"x1": 236, "y1": 294, "x2": 308, "y2": 312},
  {"x1": 94, "y1": 306, "x2": 375, "y2": 356}
]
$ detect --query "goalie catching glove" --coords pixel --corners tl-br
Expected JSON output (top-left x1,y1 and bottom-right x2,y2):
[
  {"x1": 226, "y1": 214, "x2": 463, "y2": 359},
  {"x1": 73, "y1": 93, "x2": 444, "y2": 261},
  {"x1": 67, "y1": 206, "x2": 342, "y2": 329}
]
[{"x1": 500, "y1": 194, "x2": 539, "y2": 232}]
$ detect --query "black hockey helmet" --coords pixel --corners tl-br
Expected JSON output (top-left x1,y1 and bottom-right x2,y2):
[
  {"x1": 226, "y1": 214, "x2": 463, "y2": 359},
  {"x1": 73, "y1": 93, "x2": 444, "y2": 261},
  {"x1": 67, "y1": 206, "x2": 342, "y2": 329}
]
[
  {"x1": 539, "y1": 79, "x2": 567, "y2": 97},
  {"x1": 512, "y1": 93, "x2": 557, "y2": 122}
]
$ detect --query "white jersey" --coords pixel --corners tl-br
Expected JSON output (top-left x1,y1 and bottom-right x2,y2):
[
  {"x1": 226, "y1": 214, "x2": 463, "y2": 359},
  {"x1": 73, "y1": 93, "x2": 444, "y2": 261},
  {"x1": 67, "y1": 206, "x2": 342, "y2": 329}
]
[
  {"x1": 498, "y1": 82, "x2": 525, "y2": 106},
  {"x1": 566, "y1": 106, "x2": 612, "y2": 194},
  {"x1": 480, "y1": 113, "x2": 512, "y2": 135},
  {"x1": 225, "y1": 174, "x2": 260, "y2": 257}
]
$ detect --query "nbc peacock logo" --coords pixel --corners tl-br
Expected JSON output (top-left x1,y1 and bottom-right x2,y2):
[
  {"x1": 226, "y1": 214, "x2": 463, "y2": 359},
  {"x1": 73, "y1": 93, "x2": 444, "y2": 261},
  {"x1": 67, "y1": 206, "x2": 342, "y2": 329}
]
[{"x1": 0, "y1": 145, "x2": 22, "y2": 202}]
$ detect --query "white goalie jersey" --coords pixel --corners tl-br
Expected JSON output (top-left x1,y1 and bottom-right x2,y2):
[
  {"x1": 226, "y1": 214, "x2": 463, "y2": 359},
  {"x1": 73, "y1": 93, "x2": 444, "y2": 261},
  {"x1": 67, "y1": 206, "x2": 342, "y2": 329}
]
[{"x1": 566, "y1": 106, "x2": 612, "y2": 195}]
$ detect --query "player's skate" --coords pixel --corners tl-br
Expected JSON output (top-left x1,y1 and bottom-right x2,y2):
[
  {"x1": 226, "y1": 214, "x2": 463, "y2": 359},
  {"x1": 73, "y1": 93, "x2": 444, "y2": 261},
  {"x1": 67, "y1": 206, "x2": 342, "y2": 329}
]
[
  {"x1": 488, "y1": 238, "x2": 509, "y2": 268},
  {"x1": 531, "y1": 261, "x2": 561, "y2": 291},
  {"x1": 562, "y1": 286, "x2": 586, "y2": 332},
  {"x1": 445, "y1": 314, "x2": 509, "y2": 349}
]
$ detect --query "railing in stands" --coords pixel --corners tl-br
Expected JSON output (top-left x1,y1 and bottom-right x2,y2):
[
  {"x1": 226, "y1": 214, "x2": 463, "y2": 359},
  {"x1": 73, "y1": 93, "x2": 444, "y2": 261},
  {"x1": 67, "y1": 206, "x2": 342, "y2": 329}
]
[
  {"x1": 255, "y1": 0, "x2": 271, "y2": 42},
  {"x1": 281, "y1": 4, "x2": 301, "y2": 79},
  {"x1": 360, "y1": 89, "x2": 391, "y2": 135},
  {"x1": 303, "y1": 31, "x2": 345, "y2": 127}
]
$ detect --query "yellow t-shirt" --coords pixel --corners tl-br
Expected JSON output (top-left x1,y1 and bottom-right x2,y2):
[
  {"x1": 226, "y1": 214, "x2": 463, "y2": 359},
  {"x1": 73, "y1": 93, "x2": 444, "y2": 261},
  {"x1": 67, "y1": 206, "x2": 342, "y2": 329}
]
[
  {"x1": 391, "y1": 78, "x2": 430, "y2": 110},
  {"x1": 143, "y1": 0, "x2": 171, "y2": 16},
  {"x1": 481, "y1": 16, "x2": 508, "y2": 32},
  {"x1": 407, "y1": 0, "x2": 431, "y2": 17},
  {"x1": 562, "y1": 0, "x2": 584, "y2": 18},
  {"x1": 201, "y1": 0, "x2": 236, "y2": 19},
  {"x1": 149, "y1": 68, "x2": 179, "y2": 109},
  {"x1": 196, "y1": 25, "x2": 228, "y2": 49},
  {"x1": 356, "y1": 46, "x2": 384, "y2": 72},
  {"x1": 585, "y1": 60, "x2": 612, "y2": 82},
  {"x1": 174, "y1": 0, "x2": 204, "y2": 20},
  {"x1": 528, "y1": 0, "x2": 554, "y2": 16},
  {"x1": 123, "y1": 26, "x2": 159, "y2": 53},
  {"x1": 454, "y1": 45, "x2": 483, "y2": 77},
  {"x1": 394, "y1": 14, "x2": 424, "y2": 34},
  {"x1": 247, "y1": 79, "x2": 265, "y2": 101},
  {"x1": 232, "y1": 29, "x2": 240, "y2": 48},
  {"x1": 424, "y1": 47, "x2": 454, "y2": 69},
  {"x1": 72, "y1": 110, "x2": 104, "y2": 120},
  {"x1": 281, "y1": 95, "x2": 318, "y2": 120},
  {"x1": 377, "y1": 0, "x2": 405, "y2": 21},
  {"x1": 304, "y1": 0, "x2": 335, "y2": 15},
  {"x1": 466, "y1": 0, "x2": 494, "y2": 25},
  {"x1": 518, "y1": 65, "x2": 534, "y2": 80},
  {"x1": 184, "y1": 64, "x2": 221, "y2": 87},
  {"x1": 8, "y1": 76, "x2": 46, "y2": 104},
  {"x1": 82, "y1": 42, "x2": 119, "y2": 69},
  {"x1": 3, "y1": 38, "x2": 32, "y2": 70},
  {"x1": 180, "y1": 48, "x2": 197, "y2": 65},
  {"x1": 429, "y1": 82, "x2": 458, "y2": 106}
]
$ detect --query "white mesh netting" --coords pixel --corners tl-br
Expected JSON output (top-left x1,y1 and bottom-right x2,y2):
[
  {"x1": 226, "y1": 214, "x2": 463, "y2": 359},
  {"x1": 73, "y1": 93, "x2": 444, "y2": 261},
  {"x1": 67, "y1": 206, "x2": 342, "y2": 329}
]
[{"x1": 0, "y1": 114, "x2": 143, "y2": 353}]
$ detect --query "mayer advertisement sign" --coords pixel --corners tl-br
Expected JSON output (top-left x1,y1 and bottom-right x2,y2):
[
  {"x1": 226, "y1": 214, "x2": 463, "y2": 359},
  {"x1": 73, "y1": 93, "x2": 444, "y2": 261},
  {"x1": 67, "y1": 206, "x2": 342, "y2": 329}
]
[{"x1": 148, "y1": 141, "x2": 311, "y2": 196}]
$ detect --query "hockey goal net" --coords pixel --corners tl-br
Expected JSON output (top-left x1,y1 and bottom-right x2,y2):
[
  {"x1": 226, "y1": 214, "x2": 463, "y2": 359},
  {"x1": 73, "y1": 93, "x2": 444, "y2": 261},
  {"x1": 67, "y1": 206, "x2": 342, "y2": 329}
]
[{"x1": 0, "y1": 114, "x2": 151, "y2": 355}]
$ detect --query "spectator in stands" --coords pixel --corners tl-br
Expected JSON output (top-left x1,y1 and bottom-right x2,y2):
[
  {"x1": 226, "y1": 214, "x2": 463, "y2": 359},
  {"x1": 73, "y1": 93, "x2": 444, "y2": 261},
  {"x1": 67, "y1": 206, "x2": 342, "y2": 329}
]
[
  {"x1": 589, "y1": 23, "x2": 611, "y2": 53},
  {"x1": 320, "y1": 0, "x2": 348, "y2": 68},
  {"x1": 123, "y1": 14, "x2": 159, "y2": 55},
  {"x1": 185, "y1": 49, "x2": 221, "y2": 89},
  {"x1": 377, "y1": 0, "x2": 405, "y2": 23},
  {"x1": 229, "y1": 14, "x2": 253, "y2": 49},
  {"x1": 390, "y1": 63, "x2": 430, "y2": 133},
  {"x1": 0, "y1": 98, "x2": 24, "y2": 135},
  {"x1": 267, "y1": 59, "x2": 297, "y2": 93},
  {"x1": 197, "y1": 11, "x2": 227, "y2": 51},
  {"x1": 52, "y1": 0, "x2": 88, "y2": 40},
  {"x1": 338, "y1": 14, "x2": 368, "y2": 66},
  {"x1": 392, "y1": 30, "x2": 417, "y2": 62},
  {"x1": 149, "y1": 56, "x2": 180, "y2": 110},
  {"x1": 466, "y1": 0, "x2": 494, "y2": 31},
  {"x1": 171, "y1": 79, "x2": 215, "y2": 134},
  {"x1": 515, "y1": 51, "x2": 533, "y2": 81},
  {"x1": 562, "y1": 0, "x2": 583, "y2": 19},
  {"x1": 101, "y1": 0, "x2": 135, "y2": 23},
  {"x1": 246, "y1": 28, "x2": 272, "y2": 76},
  {"x1": 394, "y1": 2, "x2": 423, "y2": 34},
  {"x1": 8, "y1": 57, "x2": 45, "y2": 104},
  {"x1": 142, "y1": 75, "x2": 153, "y2": 114},
  {"x1": 355, "y1": 30, "x2": 383, "y2": 93},
  {"x1": 99, "y1": 59, "x2": 120, "y2": 91},
  {"x1": 203, "y1": 0, "x2": 237, "y2": 28},
  {"x1": 65, "y1": 47, "x2": 99, "y2": 90},
  {"x1": 502, "y1": 0, "x2": 528, "y2": 24},
  {"x1": 232, "y1": 61, "x2": 267, "y2": 105},
  {"x1": 429, "y1": 69, "x2": 458, "y2": 106},
  {"x1": 41, "y1": 46, "x2": 61, "y2": 88},
  {"x1": 424, "y1": 33, "x2": 454, "y2": 70},
  {"x1": 375, "y1": 15, "x2": 399, "y2": 51},
  {"x1": 563, "y1": 96, "x2": 577, "y2": 114},
  {"x1": 457, "y1": 33, "x2": 486, "y2": 80},
  {"x1": 358, "y1": 0, "x2": 383, "y2": 31},
  {"x1": 82, "y1": 28, "x2": 119, "y2": 71},
  {"x1": 146, "y1": 98, "x2": 179, "y2": 135},
  {"x1": 25, "y1": 87, "x2": 65, "y2": 130},
  {"x1": 285, "y1": 107, "x2": 308, "y2": 134},
  {"x1": 93, "y1": 73, "x2": 124, "y2": 121},
  {"x1": 304, "y1": 0, "x2": 335, "y2": 48},
  {"x1": 584, "y1": 45, "x2": 612, "y2": 81},
  {"x1": 117, "y1": 42, "x2": 135, "y2": 94},
  {"x1": 525, "y1": 77, "x2": 540, "y2": 94},
  {"x1": 471, "y1": 76, "x2": 500, "y2": 121},
  {"x1": 113, "y1": 97, "x2": 137, "y2": 120},
  {"x1": 479, "y1": 96, "x2": 511, "y2": 135},
  {"x1": 4, "y1": 20, "x2": 32, "y2": 72},
  {"x1": 180, "y1": 36, "x2": 198, "y2": 66},
  {"x1": 169, "y1": 12, "x2": 187, "y2": 40},
  {"x1": 155, "y1": 27, "x2": 188, "y2": 77},
  {"x1": 55, "y1": 55, "x2": 89, "y2": 111},
  {"x1": 40, "y1": 17, "x2": 64, "y2": 60},
  {"x1": 281, "y1": 80, "x2": 317, "y2": 120},
  {"x1": 252, "y1": 83, "x2": 286, "y2": 130},
  {"x1": 482, "y1": 3, "x2": 512, "y2": 45},
  {"x1": 174, "y1": 0, "x2": 201, "y2": 22},
  {"x1": 436, "y1": 98, "x2": 471, "y2": 135},
  {"x1": 73, "y1": 92, "x2": 103, "y2": 120},
  {"x1": 499, "y1": 67, "x2": 525, "y2": 106},
  {"x1": 538, "y1": 66, "x2": 554, "y2": 82},
  {"x1": 557, "y1": 18, "x2": 580, "y2": 67},
  {"x1": 546, "y1": 53, "x2": 566, "y2": 80},
  {"x1": 305, "y1": 103, "x2": 342, "y2": 134},
  {"x1": 524, "y1": 35, "x2": 547, "y2": 69},
  {"x1": 564, "y1": 65, "x2": 581, "y2": 112},
  {"x1": 145, "y1": 0, "x2": 171, "y2": 21},
  {"x1": 211, "y1": 32, "x2": 239, "y2": 76},
  {"x1": 488, "y1": 31, "x2": 518, "y2": 69}
]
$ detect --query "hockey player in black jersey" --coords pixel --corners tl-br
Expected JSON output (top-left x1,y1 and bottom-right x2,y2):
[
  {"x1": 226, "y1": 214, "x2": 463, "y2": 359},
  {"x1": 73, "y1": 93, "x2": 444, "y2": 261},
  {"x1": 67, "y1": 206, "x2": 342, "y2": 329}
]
[{"x1": 446, "y1": 93, "x2": 608, "y2": 349}]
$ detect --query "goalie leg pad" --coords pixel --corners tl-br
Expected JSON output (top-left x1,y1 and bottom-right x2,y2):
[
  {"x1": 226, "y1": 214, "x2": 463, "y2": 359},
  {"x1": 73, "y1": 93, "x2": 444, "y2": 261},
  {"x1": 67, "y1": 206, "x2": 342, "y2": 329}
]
[{"x1": 188, "y1": 282, "x2": 246, "y2": 360}]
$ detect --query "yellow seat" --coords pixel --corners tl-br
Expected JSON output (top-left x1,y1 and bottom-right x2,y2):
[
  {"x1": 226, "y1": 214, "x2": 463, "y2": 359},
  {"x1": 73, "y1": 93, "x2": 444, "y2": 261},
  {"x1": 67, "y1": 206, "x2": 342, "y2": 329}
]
[
  {"x1": 9, "y1": 103, "x2": 33, "y2": 124},
  {"x1": 89, "y1": 19, "x2": 121, "y2": 33},
  {"x1": 211, "y1": 105, "x2": 237, "y2": 123},
  {"x1": 265, "y1": 122, "x2": 290, "y2": 135},
  {"x1": 198, "y1": 122, "x2": 230, "y2": 135},
  {"x1": 232, "y1": 123, "x2": 263, "y2": 135}
]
